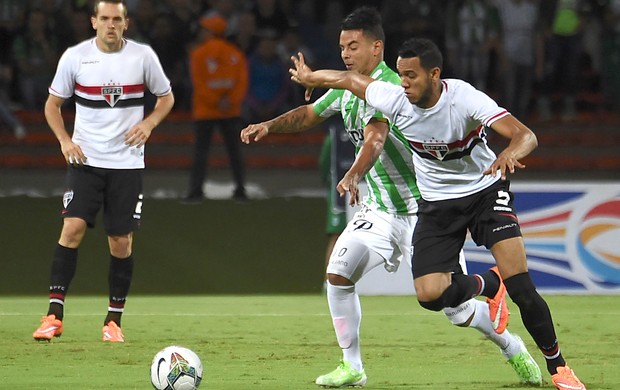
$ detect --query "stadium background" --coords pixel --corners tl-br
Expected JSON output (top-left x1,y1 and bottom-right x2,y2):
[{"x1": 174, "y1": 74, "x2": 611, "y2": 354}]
[{"x1": 1, "y1": 0, "x2": 618, "y2": 295}]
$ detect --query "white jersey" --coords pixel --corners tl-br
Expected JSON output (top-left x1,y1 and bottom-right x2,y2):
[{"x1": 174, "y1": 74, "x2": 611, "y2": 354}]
[
  {"x1": 365, "y1": 79, "x2": 507, "y2": 201},
  {"x1": 49, "y1": 38, "x2": 171, "y2": 169}
]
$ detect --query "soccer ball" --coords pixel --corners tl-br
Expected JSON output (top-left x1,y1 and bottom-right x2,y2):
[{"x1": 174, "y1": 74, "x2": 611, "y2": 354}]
[{"x1": 150, "y1": 346, "x2": 203, "y2": 390}]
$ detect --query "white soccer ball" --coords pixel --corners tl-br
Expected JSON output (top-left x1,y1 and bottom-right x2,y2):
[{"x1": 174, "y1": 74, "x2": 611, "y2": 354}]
[{"x1": 150, "y1": 346, "x2": 203, "y2": 390}]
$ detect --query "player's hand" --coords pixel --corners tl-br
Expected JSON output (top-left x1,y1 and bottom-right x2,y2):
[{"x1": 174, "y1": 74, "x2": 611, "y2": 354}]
[
  {"x1": 240, "y1": 123, "x2": 269, "y2": 144},
  {"x1": 483, "y1": 153, "x2": 525, "y2": 180},
  {"x1": 60, "y1": 139, "x2": 87, "y2": 166},
  {"x1": 289, "y1": 52, "x2": 315, "y2": 101},
  {"x1": 337, "y1": 172, "x2": 361, "y2": 207},
  {"x1": 124, "y1": 122, "x2": 152, "y2": 148}
]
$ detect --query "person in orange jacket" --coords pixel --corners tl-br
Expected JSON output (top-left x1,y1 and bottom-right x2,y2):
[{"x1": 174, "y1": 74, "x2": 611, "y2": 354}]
[{"x1": 183, "y1": 15, "x2": 249, "y2": 203}]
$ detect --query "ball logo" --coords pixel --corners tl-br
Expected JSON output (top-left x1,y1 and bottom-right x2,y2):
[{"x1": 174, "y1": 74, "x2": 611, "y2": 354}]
[{"x1": 577, "y1": 199, "x2": 620, "y2": 284}]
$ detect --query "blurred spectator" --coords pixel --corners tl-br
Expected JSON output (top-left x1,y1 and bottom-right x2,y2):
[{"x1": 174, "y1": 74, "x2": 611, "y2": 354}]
[
  {"x1": 149, "y1": 12, "x2": 192, "y2": 110},
  {"x1": 0, "y1": 63, "x2": 25, "y2": 139},
  {"x1": 12, "y1": 8, "x2": 58, "y2": 111},
  {"x1": 537, "y1": 0, "x2": 589, "y2": 121},
  {"x1": 602, "y1": 0, "x2": 620, "y2": 112},
  {"x1": 184, "y1": 15, "x2": 249, "y2": 203},
  {"x1": 67, "y1": 8, "x2": 93, "y2": 46},
  {"x1": 495, "y1": 0, "x2": 542, "y2": 121},
  {"x1": 446, "y1": 0, "x2": 499, "y2": 90},
  {"x1": 251, "y1": 0, "x2": 291, "y2": 37},
  {"x1": 127, "y1": 0, "x2": 158, "y2": 42},
  {"x1": 230, "y1": 10, "x2": 258, "y2": 55},
  {"x1": 36, "y1": 0, "x2": 73, "y2": 53},
  {"x1": 277, "y1": 27, "x2": 315, "y2": 106},
  {"x1": 160, "y1": 0, "x2": 201, "y2": 45},
  {"x1": 244, "y1": 29, "x2": 291, "y2": 123},
  {"x1": 381, "y1": 0, "x2": 447, "y2": 67}
]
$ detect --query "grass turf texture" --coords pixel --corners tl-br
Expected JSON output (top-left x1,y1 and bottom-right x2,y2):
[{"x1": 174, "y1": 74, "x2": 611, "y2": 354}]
[{"x1": 1, "y1": 295, "x2": 618, "y2": 389}]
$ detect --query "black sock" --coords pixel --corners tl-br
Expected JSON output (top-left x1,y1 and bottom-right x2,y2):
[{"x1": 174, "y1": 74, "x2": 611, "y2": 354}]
[
  {"x1": 441, "y1": 274, "x2": 484, "y2": 307},
  {"x1": 105, "y1": 255, "x2": 134, "y2": 327},
  {"x1": 504, "y1": 272, "x2": 566, "y2": 374},
  {"x1": 48, "y1": 244, "x2": 78, "y2": 320},
  {"x1": 479, "y1": 269, "x2": 501, "y2": 298}
]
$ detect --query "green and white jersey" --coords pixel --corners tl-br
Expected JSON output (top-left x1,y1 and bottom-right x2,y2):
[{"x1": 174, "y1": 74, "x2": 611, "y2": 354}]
[{"x1": 312, "y1": 61, "x2": 419, "y2": 215}]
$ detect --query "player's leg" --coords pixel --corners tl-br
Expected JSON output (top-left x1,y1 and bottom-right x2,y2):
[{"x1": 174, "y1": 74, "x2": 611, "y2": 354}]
[
  {"x1": 34, "y1": 166, "x2": 102, "y2": 341},
  {"x1": 441, "y1": 249, "x2": 542, "y2": 384},
  {"x1": 101, "y1": 169, "x2": 142, "y2": 342},
  {"x1": 185, "y1": 120, "x2": 215, "y2": 201},
  {"x1": 220, "y1": 118, "x2": 246, "y2": 199},
  {"x1": 316, "y1": 208, "x2": 394, "y2": 387},
  {"x1": 492, "y1": 238, "x2": 585, "y2": 388}
]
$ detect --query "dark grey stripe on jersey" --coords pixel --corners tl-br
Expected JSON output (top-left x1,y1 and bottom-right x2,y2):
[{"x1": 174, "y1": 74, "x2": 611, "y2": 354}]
[
  {"x1": 411, "y1": 138, "x2": 484, "y2": 161},
  {"x1": 74, "y1": 95, "x2": 144, "y2": 108}
]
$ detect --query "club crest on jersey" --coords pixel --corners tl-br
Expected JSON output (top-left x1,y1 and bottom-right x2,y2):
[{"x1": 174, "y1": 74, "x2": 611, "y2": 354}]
[
  {"x1": 423, "y1": 144, "x2": 449, "y2": 160},
  {"x1": 102, "y1": 86, "x2": 123, "y2": 107}
]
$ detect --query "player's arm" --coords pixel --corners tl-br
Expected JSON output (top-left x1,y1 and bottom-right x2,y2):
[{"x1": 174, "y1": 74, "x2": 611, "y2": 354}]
[
  {"x1": 125, "y1": 91, "x2": 175, "y2": 148},
  {"x1": 240, "y1": 104, "x2": 325, "y2": 143},
  {"x1": 483, "y1": 114, "x2": 538, "y2": 179},
  {"x1": 289, "y1": 52, "x2": 373, "y2": 102},
  {"x1": 45, "y1": 94, "x2": 87, "y2": 165},
  {"x1": 338, "y1": 118, "x2": 389, "y2": 206}
]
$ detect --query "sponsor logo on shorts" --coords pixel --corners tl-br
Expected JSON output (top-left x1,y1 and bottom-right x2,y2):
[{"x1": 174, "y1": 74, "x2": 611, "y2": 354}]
[
  {"x1": 353, "y1": 219, "x2": 373, "y2": 231},
  {"x1": 493, "y1": 206, "x2": 513, "y2": 212},
  {"x1": 330, "y1": 259, "x2": 348, "y2": 267},
  {"x1": 493, "y1": 223, "x2": 517, "y2": 232}
]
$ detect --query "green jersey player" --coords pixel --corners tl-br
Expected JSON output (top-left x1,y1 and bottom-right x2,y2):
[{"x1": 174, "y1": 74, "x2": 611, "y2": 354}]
[{"x1": 240, "y1": 7, "x2": 541, "y2": 388}]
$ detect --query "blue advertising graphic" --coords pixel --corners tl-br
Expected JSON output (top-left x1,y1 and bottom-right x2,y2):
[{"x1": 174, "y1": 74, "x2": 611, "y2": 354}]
[{"x1": 355, "y1": 182, "x2": 620, "y2": 295}]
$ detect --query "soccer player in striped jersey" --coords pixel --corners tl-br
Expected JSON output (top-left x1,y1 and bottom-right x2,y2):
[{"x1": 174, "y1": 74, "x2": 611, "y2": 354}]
[
  {"x1": 32, "y1": 0, "x2": 174, "y2": 343},
  {"x1": 242, "y1": 7, "x2": 540, "y2": 388},
  {"x1": 290, "y1": 37, "x2": 586, "y2": 390}
]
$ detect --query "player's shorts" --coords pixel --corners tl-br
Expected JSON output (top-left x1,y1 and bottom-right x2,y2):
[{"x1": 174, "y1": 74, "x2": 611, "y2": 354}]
[
  {"x1": 326, "y1": 205, "x2": 416, "y2": 283},
  {"x1": 61, "y1": 165, "x2": 143, "y2": 235},
  {"x1": 412, "y1": 179, "x2": 521, "y2": 278}
]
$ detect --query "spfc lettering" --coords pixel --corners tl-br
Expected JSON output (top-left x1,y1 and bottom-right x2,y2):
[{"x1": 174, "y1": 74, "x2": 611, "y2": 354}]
[
  {"x1": 423, "y1": 144, "x2": 449, "y2": 160},
  {"x1": 102, "y1": 86, "x2": 123, "y2": 107}
]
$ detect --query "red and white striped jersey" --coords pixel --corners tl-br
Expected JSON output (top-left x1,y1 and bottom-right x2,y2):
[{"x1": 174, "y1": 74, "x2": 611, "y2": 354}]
[
  {"x1": 365, "y1": 78, "x2": 509, "y2": 201},
  {"x1": 49, "y1": 38, "x2": 171, "y2": 169}
]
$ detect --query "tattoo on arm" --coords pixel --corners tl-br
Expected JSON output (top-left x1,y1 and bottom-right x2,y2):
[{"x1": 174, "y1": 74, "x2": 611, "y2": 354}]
[{"x1": 267, "y1": 106, "x2": 314, "y2": 133}]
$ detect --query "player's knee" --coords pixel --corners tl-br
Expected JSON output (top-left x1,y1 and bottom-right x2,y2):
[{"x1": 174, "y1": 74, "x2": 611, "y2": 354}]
[
  {"x1": 418, "y1": 297, "x2": 444, "y2": 312},
  {"x1": 327, "y1": 273, "x2": 354, "y2": 286},
  {"x1": 443, "y1": 300, "x2": 475, "y2": 326}
]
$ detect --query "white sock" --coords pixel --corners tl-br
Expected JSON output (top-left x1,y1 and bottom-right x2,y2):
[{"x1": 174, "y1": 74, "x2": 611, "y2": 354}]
[
  {"x1": 327, "y1": 282, "x2": 363, "y2": 371},
  {"x1": 468, "y1": 300, "x2": 522, "y2": 359}
]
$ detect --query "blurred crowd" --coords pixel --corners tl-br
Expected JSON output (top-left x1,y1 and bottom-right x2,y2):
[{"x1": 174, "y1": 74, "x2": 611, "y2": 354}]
[{"x1": 2, "y1": 0, "x2": 620, "y2": 139}]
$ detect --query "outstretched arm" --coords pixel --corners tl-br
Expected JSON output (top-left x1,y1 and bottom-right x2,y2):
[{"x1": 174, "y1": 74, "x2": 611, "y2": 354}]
[
  {"x1": 484, "y1": 115, "x2": 538, "y2": 179},
  {"x1": 240, "y1": 104, "x2": 325, "y2": 143},
  {"x1": 338, "y1": 118, "x2": 389, "y2": 206},
  {"x1": 289, "y1": 52, "x2": 374, "y2": 102}
]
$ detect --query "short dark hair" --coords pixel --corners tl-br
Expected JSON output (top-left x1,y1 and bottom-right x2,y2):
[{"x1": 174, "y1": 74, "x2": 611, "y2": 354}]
[
  {"x1": 340, "y1": 6, "x2": 385, "y2": 42},
  {"x1": 397, "y1": 38, "x2": 443, "y2": 70},
  {"x1": 92, "y1": 0, "x2": 127, "y2": 17}
]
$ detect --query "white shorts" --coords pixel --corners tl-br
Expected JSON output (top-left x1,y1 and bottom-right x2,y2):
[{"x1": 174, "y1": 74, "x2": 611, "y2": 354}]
[{"x1": 326, "y1": 205, "x2": 416, "y2": 283}]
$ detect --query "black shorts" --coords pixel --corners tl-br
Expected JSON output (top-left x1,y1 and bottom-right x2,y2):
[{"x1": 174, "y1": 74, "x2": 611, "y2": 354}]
[
  {"x1": 412, "y1": 180, "x2": 521, "y2": 278},
  {"x1": 61, "y1": 165, "x2": 143, "y2": 235}
]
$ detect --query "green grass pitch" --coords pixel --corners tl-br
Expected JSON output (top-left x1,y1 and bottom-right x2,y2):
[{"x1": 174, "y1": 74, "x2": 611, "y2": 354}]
[{"x1": 1, "y1": 295, "x2": 618, "y2": 389}]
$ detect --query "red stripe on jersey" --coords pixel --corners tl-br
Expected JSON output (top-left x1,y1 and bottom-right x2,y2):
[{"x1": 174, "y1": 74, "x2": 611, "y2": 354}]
[
  {"x1": 75, "y1": 83, "x2": 145, "y2": 95},
  {"x1": 408, "y1": 126, "x2": 483, "y2": 151},
  {"x1": 487, "y1": 110, "x2": 509, "y2": 124}
]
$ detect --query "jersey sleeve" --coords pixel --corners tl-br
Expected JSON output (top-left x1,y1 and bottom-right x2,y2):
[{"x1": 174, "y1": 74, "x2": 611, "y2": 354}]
[
  {"x1": 312, "y1": 89, "x2": 342, "y2": 118},
  {"x1": 364, "y1": 80, "x2": 407, "y2": 123},
  {"x1": 144, "y1": 46, "x2": 172, "y2": 96},
  {"x1": 461, "y1": 82, "x2": 509, "y2": 126},
  {"x1": 48, "y1": 49, "x2": 76, "y2": 99}
]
